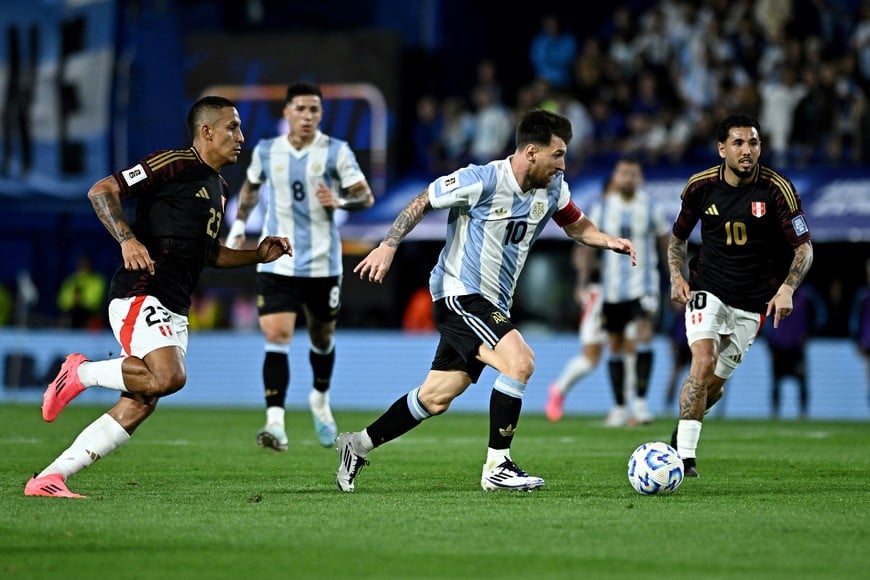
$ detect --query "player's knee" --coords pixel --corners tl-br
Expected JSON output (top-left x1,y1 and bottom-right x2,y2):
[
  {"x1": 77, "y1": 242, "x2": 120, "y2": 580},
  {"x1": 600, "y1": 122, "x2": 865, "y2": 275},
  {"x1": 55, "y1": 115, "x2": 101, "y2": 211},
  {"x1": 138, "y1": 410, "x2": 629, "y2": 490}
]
[
  {"x1": 505, "y1": 352, "x2": 535, "y2": 383},
  {"x1": 420, "y1": 392, "x2": 453, "y2": 415},
  {"x1": 154, "y1": 368, "x2": 187, "y2": 396}
]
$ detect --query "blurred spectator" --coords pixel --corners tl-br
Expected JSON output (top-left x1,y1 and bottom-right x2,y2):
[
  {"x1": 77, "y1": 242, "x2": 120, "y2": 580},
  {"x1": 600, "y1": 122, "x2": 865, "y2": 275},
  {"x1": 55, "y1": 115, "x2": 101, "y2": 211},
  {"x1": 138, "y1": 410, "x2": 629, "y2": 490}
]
[
  {"x1": 438, "y1": 96, "x2": 474, "y2": 169},
  {"x1": 402, "y1": 286, "x2": 435, "y2": 333},
  {"x1": 759, "y1": 64, "x2": 807, "y2": 166},
  {"x1": 188, "y1": 289, "x2": 224, "y2": 331},
  {"x1": 849, "y1": 258, "x2": 870, "y2": 410},
  {"x1": 230, "y1": 290, "x2": 259, "y2": 331},
  {"x1": 529, "y1": 13, "x2": 576, "y2": 90},
  {"x1": 791, "y1": 64, "x2": 838, "y2": 166},
  {"x1": 0, "y1": 282, "x2": 12, "y2": 326},
  {"x1": 765, "y1": 284, "x2": 828, "y2": 419},
  {"x1": 56, "y1": 255, "x2": 106, "y2": 329},
  {"x1": 468, "y1": 84, "x2": 513, "y2": 164},
  {"x1": 410, "y1": 94, "x2": 443, "y2": 175}
]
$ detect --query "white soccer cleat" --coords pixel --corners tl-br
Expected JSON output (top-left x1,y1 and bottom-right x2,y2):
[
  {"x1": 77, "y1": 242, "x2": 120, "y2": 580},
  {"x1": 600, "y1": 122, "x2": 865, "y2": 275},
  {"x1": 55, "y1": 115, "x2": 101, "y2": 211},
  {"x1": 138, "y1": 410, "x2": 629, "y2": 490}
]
[
  {"x1": 480, "y1": 458, "x2": 545, "y2": 491},
  {"x1": 309, "y1": 390, "x2": 337, "y2": 447},
  {"x1": 256, "y1": 423, "x2": 288, "y2": 452},
  {"x1": 604, "y1": 405, "x2": 628, "y2": 427},
  {"x1": 632, "y1": 397, "x2": 655, "y2": 425},
  {"x1": 335, "y1": 432, "x2": 369, "y2": 492}
]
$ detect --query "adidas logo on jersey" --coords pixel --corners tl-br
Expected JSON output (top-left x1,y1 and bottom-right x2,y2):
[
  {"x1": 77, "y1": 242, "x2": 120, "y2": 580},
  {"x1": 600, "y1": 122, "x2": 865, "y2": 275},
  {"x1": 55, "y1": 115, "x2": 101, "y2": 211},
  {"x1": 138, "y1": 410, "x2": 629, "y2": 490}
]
[
  {"x1": 705, "y1": 204, "x2": 719, "y2": 215},
  {"x1": 195, "y1": 187, "x2": 209, "y2": 199}
]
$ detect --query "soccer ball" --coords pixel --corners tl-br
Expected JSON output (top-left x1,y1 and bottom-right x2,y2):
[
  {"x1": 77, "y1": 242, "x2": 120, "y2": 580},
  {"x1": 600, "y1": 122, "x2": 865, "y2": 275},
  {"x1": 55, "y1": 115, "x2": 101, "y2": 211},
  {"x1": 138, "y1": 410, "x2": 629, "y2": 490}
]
[{"x1": 627, "y1": 441, "x2": 684, "y2": 495}]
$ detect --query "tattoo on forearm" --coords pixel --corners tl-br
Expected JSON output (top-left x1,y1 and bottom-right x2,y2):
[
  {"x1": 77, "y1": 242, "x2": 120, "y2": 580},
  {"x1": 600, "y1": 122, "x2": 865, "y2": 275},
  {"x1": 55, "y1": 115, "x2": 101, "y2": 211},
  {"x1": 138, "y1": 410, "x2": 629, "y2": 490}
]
[
  {"x1": 91, "y1": 191, "x2": 132, "y2": 243},
  {"x1": 783, "y1": 243, "x2": 813, "y2": 290},
  {"x1": 383, "y1": 191, "x2": 430, "y2": 247},
  {"x1": 668, "y1": 236, "x2": 687, "y2": 280}
]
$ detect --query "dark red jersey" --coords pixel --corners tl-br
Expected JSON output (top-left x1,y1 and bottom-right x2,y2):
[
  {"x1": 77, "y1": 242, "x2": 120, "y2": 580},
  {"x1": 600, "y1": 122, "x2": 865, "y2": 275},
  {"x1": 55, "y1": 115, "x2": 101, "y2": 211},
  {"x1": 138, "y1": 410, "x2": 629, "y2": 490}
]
[
  {"x1": 672, "y1": 163, "x2": 812, "y2": 313},
  {"x1": 108, "y1": 147, "x2": 227, "y2": 315}
]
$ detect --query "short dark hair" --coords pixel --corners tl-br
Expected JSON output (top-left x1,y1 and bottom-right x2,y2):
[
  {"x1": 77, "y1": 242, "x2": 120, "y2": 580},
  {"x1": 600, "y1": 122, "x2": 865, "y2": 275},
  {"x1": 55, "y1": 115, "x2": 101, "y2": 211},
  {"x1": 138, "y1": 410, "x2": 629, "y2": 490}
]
[
  {"x1": 515, "y1": 108, "x2": 573, "y2": 149},
  {"x1": 716, "y1": 113, "x2": 760, "y2": 143},
  {"x1": 187, "y1": 95, "x2": 236, "y2": 140},
  {"x1": 285, "y1": 81, "x2": 323, "y2": 104}
]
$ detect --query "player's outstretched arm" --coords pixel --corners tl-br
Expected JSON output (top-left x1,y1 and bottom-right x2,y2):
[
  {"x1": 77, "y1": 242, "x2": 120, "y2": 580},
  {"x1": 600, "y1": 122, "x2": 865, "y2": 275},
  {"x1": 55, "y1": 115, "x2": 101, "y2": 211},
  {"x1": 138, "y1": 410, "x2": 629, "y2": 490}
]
[
  {"x1": 563, "y1": 216, "x2": 636, "y2": 265},
  {"x1": 211, "y1": 236, "x2": 291, "y2": 268},
  {"x1": 354, "y1": 189, "x2": 431, "y2": 284}
]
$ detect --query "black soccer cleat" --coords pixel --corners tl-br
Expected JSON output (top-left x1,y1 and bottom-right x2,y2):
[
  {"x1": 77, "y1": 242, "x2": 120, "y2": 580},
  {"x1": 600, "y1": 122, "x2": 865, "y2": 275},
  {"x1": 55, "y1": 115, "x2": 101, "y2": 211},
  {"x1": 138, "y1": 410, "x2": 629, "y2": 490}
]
[
  {"x1": 670, "y1": 424, "x2": 678, "y2": 449},
  {"x1": 682, "y1": 457, "x2": 700, "y2": 478}
]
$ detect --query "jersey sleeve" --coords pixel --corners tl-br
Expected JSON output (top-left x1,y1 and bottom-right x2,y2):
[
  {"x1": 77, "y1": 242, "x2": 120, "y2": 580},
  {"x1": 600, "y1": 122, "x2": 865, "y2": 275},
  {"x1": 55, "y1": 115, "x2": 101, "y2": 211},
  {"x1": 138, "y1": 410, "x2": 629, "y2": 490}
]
[
  {"x1": 428, "y1": 165, "x2": 486, "y2": 210},
  {"x1": 672, "y1": 181, "x2": 701, "y2": 241},
  {"x1": 771, "y1": 174, "x2": 812, "y2": 247},
  {"x1": 245, "y1": 141, "x2": 265, "y2": 185},
  {"x1": 552, "y1": 182, "x2": 583, "y2": 226},
  {"x1": 113, "y1": 149, "x2": 196, "y2": 199},
  {"x1": 336, "y1": 142, "x2": 366, "y2": 189}
]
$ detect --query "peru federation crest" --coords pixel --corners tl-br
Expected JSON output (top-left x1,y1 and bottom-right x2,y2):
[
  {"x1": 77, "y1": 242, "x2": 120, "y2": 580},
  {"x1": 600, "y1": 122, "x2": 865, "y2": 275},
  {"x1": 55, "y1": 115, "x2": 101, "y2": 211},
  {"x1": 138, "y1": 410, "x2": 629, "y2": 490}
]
[{"x1": 751, "y1": 201, "x2": 766, "y2": 218}]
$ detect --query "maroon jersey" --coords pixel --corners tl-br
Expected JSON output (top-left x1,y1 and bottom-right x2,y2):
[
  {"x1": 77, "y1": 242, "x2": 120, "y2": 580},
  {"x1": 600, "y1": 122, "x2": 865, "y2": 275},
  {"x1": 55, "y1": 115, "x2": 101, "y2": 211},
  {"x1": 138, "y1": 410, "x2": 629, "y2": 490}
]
[
  {"x1": 108, "y1": 147, "x2": 227, "y2": 315},
  {"x1": 672, "y1": 163, "x2": 811, "y2": 313}
]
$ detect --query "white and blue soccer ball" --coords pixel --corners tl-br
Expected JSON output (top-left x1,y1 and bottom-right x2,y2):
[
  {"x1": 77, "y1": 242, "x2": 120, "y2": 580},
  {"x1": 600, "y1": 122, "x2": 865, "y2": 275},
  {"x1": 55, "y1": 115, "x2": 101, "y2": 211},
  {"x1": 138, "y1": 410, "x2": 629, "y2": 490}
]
[{"x1": 627, "y1": 441, "x2": 684, "y2": 495}]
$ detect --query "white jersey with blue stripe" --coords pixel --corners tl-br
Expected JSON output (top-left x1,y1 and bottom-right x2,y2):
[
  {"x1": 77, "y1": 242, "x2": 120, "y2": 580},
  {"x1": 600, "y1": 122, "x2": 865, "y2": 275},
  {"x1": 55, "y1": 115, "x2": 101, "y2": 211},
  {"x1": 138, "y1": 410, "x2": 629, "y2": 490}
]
[
  {"x1": 428, "y1": 158, "x2": 574, "y2": 315},
  {"x1": 588, "y1": 190, "x2": 669, "y2": 303},
  {"x1": 246, "y1": 131, "x2": 365, "y2": 277}
]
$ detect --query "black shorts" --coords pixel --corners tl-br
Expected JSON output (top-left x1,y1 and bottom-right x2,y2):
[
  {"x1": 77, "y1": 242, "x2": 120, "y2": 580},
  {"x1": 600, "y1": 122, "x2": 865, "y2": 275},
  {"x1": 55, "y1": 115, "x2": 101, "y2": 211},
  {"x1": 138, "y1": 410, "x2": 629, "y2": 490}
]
[
  {"x1": 256, "y1": 272, "x2": 341, "y2": 321},
  {"x1": 431, "y1": 295, "x2": 516, "y2": 383},
  {"x1": 601, "y1": 298, "x2": 645, "y2": 334}
]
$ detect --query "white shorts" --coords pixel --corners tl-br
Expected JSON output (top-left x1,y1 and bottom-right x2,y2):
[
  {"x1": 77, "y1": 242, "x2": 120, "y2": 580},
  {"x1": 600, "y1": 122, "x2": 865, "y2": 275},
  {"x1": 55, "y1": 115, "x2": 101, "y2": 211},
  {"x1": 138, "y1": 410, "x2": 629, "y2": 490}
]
[
  {"x1": 684, "y1": 290, "x2": 762, "y2": 379},
  {"x1": 108, "y1": 296, "x2": 189, "y2": 359}
]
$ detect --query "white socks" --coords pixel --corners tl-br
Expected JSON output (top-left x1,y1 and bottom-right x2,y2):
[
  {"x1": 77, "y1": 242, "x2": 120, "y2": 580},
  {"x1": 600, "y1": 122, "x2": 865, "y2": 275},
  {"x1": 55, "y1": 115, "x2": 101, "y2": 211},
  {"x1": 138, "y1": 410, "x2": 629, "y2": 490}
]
[
  {"x1": 266, "y1": 406, "x2": 285, "y2": 428},
  {"x1": 554, "y1": 355, "x2": 595, "y2": 394},
  {"x1": 486, "y1": 447, "x2": 510, "y2": 467},
  {"x1": 77, "y1": 358, "x2": 128, "y2": 392},
  {"x1": 38, "y1": 414, "x2": 131, "y2": 480},
  {"x1": 676, "y1": 419, "x2": 702, "y2": 459}
]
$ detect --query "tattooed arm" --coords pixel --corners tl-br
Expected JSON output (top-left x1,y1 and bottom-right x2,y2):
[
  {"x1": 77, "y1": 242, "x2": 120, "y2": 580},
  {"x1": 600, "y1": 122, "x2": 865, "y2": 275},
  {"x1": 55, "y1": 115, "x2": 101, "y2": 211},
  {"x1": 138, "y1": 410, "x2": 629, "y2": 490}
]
[
  {"x1": 668, "y1": 234, "x2": 691, "y2": 305},
  {"x1": 353, "y1": 189, "x2": 432, "y2": 283},
  {"x1": 88, "y1": 176, "x2": 155, "y2": 275},
  {"x1": 767, "y1": 241, "x2": 814, "y2": 328}
]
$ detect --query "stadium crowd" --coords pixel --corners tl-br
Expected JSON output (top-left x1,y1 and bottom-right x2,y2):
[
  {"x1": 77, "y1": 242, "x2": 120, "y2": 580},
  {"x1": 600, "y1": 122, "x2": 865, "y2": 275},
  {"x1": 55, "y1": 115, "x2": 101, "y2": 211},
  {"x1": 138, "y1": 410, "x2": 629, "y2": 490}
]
[{"x1": 409, "y1": 0, "x2": 870, "y2": 180}]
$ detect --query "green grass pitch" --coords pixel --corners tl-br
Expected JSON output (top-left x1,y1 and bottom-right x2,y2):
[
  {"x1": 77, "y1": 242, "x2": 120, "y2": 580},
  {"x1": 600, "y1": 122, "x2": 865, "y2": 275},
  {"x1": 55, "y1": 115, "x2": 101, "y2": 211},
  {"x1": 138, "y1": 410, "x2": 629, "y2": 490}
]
[{"x1": 1, "y1": 404, "x2": 867, "y2": 579}]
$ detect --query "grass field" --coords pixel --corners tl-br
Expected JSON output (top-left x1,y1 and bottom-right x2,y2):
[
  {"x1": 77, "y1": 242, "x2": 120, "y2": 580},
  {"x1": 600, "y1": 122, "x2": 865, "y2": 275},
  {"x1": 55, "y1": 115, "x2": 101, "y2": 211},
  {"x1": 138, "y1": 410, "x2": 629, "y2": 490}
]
[{"x1": 1, "y1": 403, "x2": 868, "y2": 579}]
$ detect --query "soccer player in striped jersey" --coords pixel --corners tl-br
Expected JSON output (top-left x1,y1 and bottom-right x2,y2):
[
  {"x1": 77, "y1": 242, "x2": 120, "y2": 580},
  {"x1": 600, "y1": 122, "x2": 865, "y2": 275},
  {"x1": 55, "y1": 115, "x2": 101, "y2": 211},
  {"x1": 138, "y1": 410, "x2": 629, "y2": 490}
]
[
  {"x1": 26, "y1": 96, "x2": 292, "y2": 498},
  {"x1": 226, "y1": 81, "x2": 374, "y2": 450},
  {"x1": 547, "y1": 160, "x2": 670, "y2": 426},
  {"x1": 334, "y1": 108, "x2": 636, "y2": 492},
  {"x1": 668, "y1": 113, "x2": 813, "y2": 478}
]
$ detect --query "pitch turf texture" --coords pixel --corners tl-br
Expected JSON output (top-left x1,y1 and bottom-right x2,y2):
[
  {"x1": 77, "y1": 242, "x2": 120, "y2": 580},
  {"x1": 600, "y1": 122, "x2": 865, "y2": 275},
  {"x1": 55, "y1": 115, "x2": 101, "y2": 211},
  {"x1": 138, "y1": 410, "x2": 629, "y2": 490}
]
[{"x1": 2, "y1": 405, "x2": 867, "y2": 579}]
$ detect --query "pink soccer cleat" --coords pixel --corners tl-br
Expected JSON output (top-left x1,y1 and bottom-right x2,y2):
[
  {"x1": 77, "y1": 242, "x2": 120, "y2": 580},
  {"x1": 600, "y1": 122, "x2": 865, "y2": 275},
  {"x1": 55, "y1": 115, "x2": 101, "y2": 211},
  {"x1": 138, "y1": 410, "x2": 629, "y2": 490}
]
[
  {"x1": 545, "y1": 384, "x2": 565, "y2": 423},
  {"x1": 42, "y1": 353, "x2": 88, "y2": 422},
  {"x1": 24, "y1": 473, "x2": 87, "y2": 499}
]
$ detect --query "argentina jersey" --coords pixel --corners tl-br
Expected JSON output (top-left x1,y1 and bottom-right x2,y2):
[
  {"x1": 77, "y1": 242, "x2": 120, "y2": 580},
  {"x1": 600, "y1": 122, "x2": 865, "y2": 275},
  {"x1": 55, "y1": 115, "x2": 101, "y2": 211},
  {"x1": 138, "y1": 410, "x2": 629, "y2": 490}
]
[
  {"x1": 428, "y1": 159, "x2": 572, "y2": 314},
  {"x1": 590, "y1": 191, "x2": 669, "y2": 303},
  {"x1": 246, "y1": 131, "x2": 365, "y2": 277}
]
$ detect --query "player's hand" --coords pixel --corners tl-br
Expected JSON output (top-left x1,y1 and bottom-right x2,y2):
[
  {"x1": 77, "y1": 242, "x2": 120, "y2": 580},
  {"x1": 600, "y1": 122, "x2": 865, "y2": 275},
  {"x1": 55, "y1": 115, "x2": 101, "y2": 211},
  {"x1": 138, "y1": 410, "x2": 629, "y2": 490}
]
[
  {"x1": 608, "y1": 237, "x2": 636, "y2": 266},
  {"x1": 767, "y1": 285, "x2": 794, "y2": 329},
  {"x1": 225, "y1": 219, "x2": 246, "y2": 249},
  {"x1": 256, "y1": 236, "x2": 292, "y2": 263},
  {"x1": 354, "y1": 242, "x2": 396, "y2": 283},
  {"x1": 120, "y1": 237, "x2": 155, "y2": 275},
  {"x1": 315, "y1": 182, "x2": 343, "y2": 209},
  {"x1": 670, "y1": 276, "x2": 691, "y2": 305}
]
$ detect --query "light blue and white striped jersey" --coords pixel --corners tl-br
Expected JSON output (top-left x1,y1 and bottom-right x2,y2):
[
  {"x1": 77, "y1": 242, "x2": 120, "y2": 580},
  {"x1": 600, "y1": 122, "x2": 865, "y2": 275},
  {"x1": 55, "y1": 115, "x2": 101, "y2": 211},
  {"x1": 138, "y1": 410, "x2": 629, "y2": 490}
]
[
  {"x1": 428, "y1": 159, "x2": 574, "y2": 315},
  {"x1": 246, "y1": 131, "x2": 365, "y2": 277},
  {"x1": 587, "y1": 191, "x2": 669, "y2": 303}
]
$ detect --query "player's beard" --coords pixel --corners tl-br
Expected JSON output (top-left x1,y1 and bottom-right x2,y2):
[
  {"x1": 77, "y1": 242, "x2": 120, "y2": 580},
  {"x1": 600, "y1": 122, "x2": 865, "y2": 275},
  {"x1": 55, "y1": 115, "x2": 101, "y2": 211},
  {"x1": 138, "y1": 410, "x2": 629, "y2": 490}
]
[{"x1": 729, "y1": 160, "x2": 755, "y2": 180}]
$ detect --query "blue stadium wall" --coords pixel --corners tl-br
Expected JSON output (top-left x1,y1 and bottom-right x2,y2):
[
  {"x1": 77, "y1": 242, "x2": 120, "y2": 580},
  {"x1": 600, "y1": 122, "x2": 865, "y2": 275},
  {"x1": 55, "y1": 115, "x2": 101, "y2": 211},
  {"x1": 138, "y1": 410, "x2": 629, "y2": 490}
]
[{"x1": 1, "y1": 329, "x2": 866, "y2": 421}]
